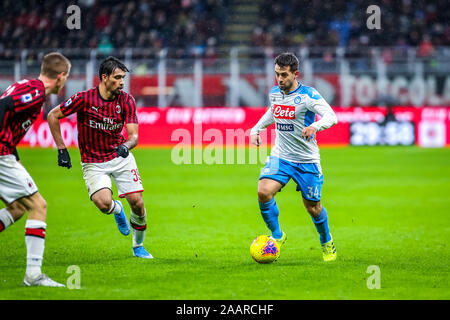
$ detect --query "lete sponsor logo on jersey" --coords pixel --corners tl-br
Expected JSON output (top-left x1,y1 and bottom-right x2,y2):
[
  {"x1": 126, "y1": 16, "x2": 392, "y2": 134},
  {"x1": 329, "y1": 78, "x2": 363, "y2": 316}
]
[{"x1": 273, "y1": 105, "x2": 296, "y2": 119}]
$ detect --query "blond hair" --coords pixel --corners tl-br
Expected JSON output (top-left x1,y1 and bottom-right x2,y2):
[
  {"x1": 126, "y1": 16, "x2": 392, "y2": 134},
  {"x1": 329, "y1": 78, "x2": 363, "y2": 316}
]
[{"x1": 41, "y1": 52, "x2": 71, "y2": 79}]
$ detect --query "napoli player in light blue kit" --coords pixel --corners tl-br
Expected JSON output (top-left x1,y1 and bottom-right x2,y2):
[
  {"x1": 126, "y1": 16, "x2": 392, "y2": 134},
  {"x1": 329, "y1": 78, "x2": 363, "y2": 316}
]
[{"x1": 250, "y1": 52, "x2": 338, "y2": 261}]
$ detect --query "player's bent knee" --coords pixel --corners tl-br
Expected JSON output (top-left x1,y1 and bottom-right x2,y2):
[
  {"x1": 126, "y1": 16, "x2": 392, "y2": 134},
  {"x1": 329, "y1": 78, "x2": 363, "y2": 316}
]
[
  {"x1": 35, "y1": 199, "x2": 47, "y2": 219},
  {"x1": 131, "y1": 199, "x2": 144, "y2": 211},
  {"x1": 31, "y1": 194, "x2": 47, "y2": 214},
  {"x1": 91, "y1": 191, "x2": 113, "y2": 213},
  {"x1": 126, "y1": 195, "x2": 145, "y2": 214},
  {"x1": 96, "y1": 201, "x2": 112, "y2": 214},
  {"x1": 22, "y1": 193, "x2": 48, "y2": 221},
  {"x1": 257, "y1": 188, "x2": 273, "y2": 203},
  {"x1": 91, "y1": 197, "x2": 111, "y2": 213},
  {"x1": 39, "y1": 198, "x2": 47, "y2": 212},
  {"x1": 127, "y1": 195, "x2": 142, "y2": 206},
  {"x1": 257, "y1": 179, "x2": 281, "y2": 203}
]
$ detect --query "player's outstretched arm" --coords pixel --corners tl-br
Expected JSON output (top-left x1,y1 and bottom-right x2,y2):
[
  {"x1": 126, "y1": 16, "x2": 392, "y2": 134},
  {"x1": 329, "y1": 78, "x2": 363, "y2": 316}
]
[
  {"x1": 48, "y1": 106, "x2": 72, "y2": 169},
  {"x1": 250, "y1": 133, "x2": 262, "y2": 147},
  {"x1": 250, "y1": 108, "x2": 274, "y2": 147},
  {"x1": 116, "y1": 123, "x2": 138, "y2": 158},
  {"x1": 48, "y1": 106, "x2": 67, "y2": 149},
  {"x1": 302, "y1": 92, "x2": 338, "y2": 142}
]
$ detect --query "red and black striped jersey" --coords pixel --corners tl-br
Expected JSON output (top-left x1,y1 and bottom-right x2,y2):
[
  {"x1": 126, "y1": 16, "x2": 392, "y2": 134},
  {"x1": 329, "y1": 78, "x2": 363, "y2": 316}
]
[
  {"x1": 0, "y1": 79, "x2": 46, "y2": 155},
  {"x1": 59, "y1": 86, "x2": 138, "y2": 163}
]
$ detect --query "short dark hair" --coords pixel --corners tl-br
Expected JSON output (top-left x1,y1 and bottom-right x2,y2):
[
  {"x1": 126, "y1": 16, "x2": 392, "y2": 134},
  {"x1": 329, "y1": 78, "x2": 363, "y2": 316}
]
[
  {"x1": 274, "y1": 52, "x2": 299, "y2": 72},
  {"x1": 41, "y1": 52, "x2": 71, "y2": 78},
  {"x1": 98, "y1": 56, "x2": 130, "y2": 81}
]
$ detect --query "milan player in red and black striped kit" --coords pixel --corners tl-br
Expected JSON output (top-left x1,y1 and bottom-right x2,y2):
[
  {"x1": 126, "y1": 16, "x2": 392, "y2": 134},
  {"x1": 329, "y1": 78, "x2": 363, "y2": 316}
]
[
  {"x1": 48, "y1": 56, "x2": 152, "y2": 259},
  {"x1": 0, "y1": 52, "x2": 71, "y2": 287}
]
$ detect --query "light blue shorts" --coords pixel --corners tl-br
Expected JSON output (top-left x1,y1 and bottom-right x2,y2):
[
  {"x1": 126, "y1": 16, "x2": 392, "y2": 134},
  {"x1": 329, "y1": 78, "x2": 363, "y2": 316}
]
[{"x1": 259, "y1": 156, "x2": 324, "y2": 201}]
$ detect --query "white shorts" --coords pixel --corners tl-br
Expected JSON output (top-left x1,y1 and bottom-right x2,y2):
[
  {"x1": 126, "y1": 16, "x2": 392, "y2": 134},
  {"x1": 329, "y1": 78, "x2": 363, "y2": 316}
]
[
  {"x1": 81, "y1": 153, "x2": 144, "y2": 199},
  {"x1": 0, "y1": 154, "x2": 39, "y2": 204}
]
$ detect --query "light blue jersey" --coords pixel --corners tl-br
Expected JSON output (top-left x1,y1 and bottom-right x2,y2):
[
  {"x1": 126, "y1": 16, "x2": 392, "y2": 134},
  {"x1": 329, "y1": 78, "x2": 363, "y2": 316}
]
[{"x1": 251, "y1": 83, "x2": 337, "y2": 163}]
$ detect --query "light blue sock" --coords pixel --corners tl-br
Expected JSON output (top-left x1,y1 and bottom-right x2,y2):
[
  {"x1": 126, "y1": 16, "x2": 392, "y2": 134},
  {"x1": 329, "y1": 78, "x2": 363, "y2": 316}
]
[
  {"x1": 259, "y1": 198, "x2": 282, "y2": 239},
  {"x1": 311, "y1": 206, "x2": 331, "y2": 244}
]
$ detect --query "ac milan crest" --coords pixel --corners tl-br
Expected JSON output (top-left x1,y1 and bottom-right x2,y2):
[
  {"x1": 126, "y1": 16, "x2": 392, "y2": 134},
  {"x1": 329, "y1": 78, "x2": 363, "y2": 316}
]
[{"x1": 26, "y1": 178, "x2": 33, "y2": 188}]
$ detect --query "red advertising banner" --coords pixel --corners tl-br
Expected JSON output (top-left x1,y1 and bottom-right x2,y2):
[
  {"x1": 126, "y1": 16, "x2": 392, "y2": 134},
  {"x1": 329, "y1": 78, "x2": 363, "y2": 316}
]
[{"x1": 19, "y1": 106, "x2": 450, "y2": 149}]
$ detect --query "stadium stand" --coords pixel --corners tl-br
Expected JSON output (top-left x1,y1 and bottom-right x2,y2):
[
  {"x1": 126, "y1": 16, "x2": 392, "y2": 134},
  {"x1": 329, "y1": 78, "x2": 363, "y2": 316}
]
[
  {"x1": 1, "y1": 0, "x2": 448, "y2": 60},
  {"x1": 255, "y1": 0, "x2": 450, "y2": 49},
  {"x1": 0, "y1": 0, "x2": 229, "y2": 59}
]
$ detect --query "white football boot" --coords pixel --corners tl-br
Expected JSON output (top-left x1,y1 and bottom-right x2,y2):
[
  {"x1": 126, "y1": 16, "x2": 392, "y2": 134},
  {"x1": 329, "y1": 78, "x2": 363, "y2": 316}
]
[{"x1": 23, "y1": 273, "x2": 65, "y2": 287}]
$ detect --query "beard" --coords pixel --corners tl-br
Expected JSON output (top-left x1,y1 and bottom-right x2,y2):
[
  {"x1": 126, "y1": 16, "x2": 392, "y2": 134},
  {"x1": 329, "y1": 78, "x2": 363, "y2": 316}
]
[
  {"x1": 110, "y1": 85, "x2": 123, "y2": 96},
  {"x1": 279, "y1": 80, "x2": 292, "y2": 91}
]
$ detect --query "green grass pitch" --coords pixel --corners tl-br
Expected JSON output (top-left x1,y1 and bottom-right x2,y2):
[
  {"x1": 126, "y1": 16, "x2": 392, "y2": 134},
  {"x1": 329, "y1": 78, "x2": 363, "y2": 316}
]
[{"x1": 0, "y1": 146, "x2": 449, "y2": 300}]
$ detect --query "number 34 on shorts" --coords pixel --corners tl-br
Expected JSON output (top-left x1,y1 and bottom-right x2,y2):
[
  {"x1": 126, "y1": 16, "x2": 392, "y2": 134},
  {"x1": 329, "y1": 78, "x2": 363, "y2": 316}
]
[{"x1": 306, "y1": 185, "x2": 320, "y2": 199}]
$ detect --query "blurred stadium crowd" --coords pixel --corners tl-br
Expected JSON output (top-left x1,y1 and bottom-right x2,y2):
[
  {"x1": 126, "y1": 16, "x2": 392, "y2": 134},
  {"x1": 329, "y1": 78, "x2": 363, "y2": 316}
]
[
  {"x1": 0, "y1": 0, "x2": 448, "y2": 60},
  {"x1": 255, "y1": 0, "x2": 449, "y2": 49},
  {"x1": 0, "y1": 0, "x2": 228, "y2": 60}
]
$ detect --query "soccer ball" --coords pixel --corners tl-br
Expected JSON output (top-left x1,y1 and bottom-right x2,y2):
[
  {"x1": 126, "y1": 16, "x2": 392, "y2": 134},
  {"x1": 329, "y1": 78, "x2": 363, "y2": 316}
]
[{"x1": 250, "y1": 235, "x2": 280, "y2": 264}]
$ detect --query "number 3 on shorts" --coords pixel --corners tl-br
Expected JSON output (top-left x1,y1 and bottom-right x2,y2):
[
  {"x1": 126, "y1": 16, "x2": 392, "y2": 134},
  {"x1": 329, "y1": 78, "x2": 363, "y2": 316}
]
[{"x1": 131, "y1": 168, "x2": 141, "y2": 182}]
